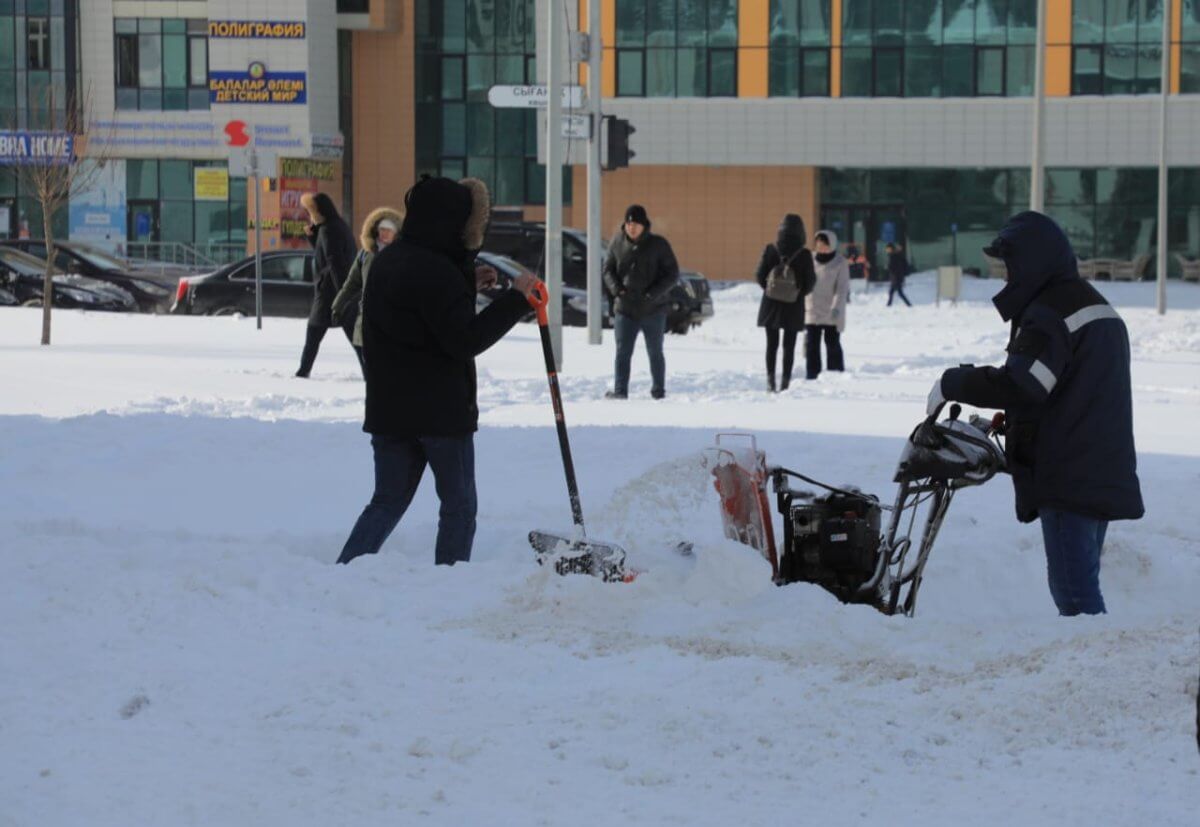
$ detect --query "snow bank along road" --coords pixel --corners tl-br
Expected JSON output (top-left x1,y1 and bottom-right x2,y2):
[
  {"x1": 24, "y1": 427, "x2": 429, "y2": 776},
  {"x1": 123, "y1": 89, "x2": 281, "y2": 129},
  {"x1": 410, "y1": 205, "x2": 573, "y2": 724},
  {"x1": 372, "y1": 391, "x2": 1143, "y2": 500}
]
[{"x1": 1, "y1": 275, "x2": 1197, "y2": 826}]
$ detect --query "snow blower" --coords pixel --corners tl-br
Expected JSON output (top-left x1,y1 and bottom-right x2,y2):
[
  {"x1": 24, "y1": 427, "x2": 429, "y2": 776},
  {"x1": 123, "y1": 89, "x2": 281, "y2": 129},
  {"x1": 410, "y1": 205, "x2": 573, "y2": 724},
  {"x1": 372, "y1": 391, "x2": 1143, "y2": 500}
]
[
  {"x1": 707, "y1": 404, "x2": 1006, "y2": 616},
  {"x1": 524, "y1": 282, "x2": 633, "y2": 583}
]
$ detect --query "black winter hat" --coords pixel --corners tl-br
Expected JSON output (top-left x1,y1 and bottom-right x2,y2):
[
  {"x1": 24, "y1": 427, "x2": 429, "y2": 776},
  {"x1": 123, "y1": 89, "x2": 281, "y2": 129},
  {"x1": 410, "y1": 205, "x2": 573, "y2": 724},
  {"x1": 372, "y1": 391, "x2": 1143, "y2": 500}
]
[{"x1": 624, "y1": 204, "x2": 650, "y2": 229}]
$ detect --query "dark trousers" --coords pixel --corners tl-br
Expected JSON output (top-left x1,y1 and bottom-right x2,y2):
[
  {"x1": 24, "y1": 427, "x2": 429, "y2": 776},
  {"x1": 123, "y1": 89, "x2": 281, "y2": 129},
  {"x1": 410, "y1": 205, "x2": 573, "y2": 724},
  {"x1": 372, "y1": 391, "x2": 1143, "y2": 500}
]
[
  {"x1": 764, "y1": 328, "x2": 799, "y2": 389},
  {"x1": 614, "y1": 310, "x2": 666, "y2": 396},
  {"x1": 338, "y1": 434, "x2": 477, "y2": 566},
  {"x1": 1039, "y1": 508, "x2": 1108, "y2": 616},
  {"x1": 887, "y1": 279, "x2": 912, "y2": 307},
  {"x1": 805, "y1": 325, "x2": 844, "y2": 380},
  {"x1": 298, "y1": 321, "x2": 362, "y2": 377}
]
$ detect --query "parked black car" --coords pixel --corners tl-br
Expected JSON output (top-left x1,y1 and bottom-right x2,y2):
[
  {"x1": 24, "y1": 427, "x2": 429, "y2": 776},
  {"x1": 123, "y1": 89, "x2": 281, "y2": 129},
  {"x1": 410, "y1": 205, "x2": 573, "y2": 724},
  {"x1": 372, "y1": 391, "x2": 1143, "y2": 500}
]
[
  {"x1": 482, "y1": 221, "x2": 713, "y2": 334},
  {"x1": 0, "y1": 246, "x2": 137, "y2": 311},
  {"x1": 0, "y1": 282, "x2": 17, "y2": 305},
  {"x1": 0, "y1": 239, "x2": 178, "y2": 312},
  {"x1": 172, "y1": 250, "x2": 315, "y2": 317},
  {"x1": 476, "y1": 250, "x2": 611, "y2": 328}
]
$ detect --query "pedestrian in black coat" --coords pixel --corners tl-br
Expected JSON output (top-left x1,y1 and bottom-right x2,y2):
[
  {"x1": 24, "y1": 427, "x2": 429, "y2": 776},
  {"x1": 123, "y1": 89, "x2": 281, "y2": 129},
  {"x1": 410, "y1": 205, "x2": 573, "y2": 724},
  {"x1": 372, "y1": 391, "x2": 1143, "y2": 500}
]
[
  {"x1": 296, "y1": 192, "x2": 361, "y2": 377},
  {"x1": 755, "y1": 213, "x2": 814, "y2": 391},
  {"x1": 928, "y1": 211, "x2": 1144, "y2": 615},
  {"x1": 602, "y1": 205, "x2": 679, "y2": 399},
  {"x1": 338, "y1": 176, "x2": 539, "y2": 566},
  {"x1": 885, "y1": 243, "x2": 912, "y2": 307}
]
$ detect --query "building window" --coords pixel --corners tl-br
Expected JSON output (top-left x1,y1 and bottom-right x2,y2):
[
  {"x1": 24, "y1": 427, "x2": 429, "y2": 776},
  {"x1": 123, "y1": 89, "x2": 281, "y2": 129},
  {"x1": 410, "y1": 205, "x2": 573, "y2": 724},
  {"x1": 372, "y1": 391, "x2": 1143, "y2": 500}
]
[
  {"x1": 840, "y1": 0, "x2": 1037, "y2": 98},
  {"x1": 768, "y1": 0, "x2": 831, "y2": 96},
  {"x1": 614, "y1": 0, "x2": 739, "y2": 98},
  {"x1": 1071, "y1": 0, "x2": 1165, "y2": 95},
  {"x1": 125, "y1": 159, "x2": 246, "y2": 248},
  {"x1": 27, "y1": 17, "x2": 50, "y2": 69},
  {"x1": 1184, "y1": 5, "x2": 1200, "y2": 92},
  {"x1": 114, "y1": 18, "x2": 209, "y2": 111},
  {"x1": 415, "y1": 0, "x2": 569, "y2": 207}
]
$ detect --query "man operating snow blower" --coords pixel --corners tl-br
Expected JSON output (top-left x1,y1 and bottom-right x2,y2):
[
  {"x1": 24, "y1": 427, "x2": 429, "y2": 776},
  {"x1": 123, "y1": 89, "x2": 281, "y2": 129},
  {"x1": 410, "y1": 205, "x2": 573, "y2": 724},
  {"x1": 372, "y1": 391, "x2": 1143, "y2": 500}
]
[{"x1": 927, "y1": 211, "x2": 1144, "y2": 616}]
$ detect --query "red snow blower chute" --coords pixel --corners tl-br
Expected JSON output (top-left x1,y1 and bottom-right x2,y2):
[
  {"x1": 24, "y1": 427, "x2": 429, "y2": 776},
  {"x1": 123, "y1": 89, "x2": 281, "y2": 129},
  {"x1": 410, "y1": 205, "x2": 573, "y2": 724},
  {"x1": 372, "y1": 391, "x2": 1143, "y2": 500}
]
[
  {"x1": 524, "y1": 282, "x2": 633, "y2": 583},
  {"x1": 706, "y1": 404, "x2": 1007, "y2": 616}
]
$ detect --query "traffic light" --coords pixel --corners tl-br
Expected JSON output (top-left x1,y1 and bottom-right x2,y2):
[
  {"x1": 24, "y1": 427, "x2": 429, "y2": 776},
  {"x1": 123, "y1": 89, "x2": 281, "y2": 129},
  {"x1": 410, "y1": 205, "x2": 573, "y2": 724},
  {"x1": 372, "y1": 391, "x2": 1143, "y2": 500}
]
[{"x1": 603, "y1": 116, "x2": 635, "y2": 171}]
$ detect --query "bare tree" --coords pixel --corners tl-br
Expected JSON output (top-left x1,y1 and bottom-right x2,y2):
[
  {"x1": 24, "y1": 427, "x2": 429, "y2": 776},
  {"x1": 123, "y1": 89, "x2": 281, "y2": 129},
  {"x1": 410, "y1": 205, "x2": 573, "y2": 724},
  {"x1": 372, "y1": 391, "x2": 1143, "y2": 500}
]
[{"x1": 18, "y1": 86, "x2": 112, "y2": 345}]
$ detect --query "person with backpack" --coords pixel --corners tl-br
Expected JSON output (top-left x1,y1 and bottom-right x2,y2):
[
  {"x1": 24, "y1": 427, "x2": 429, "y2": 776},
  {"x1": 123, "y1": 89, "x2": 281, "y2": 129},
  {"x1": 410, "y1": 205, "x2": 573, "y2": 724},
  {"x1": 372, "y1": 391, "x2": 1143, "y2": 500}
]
[
  {"x1": 805, "y1": 230, "x2": 850, "y2": 380},
  {"x1": 755, "y1": 214, "x2": 815, "y2": 392},
  {"x1": 886, "y1": 242, "x2": 913, "y2": 307},
  {"x1": 332, "y1": 206, "x2": 403, "y2": 366}
]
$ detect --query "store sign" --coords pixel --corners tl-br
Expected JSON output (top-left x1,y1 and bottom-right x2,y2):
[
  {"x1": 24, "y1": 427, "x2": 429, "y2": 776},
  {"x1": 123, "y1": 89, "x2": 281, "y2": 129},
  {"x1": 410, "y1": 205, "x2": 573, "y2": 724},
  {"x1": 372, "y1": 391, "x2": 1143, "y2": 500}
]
[
  {"x1": 68, "y1": 160, "x2": 126, "y2": 251},
  {"x1": 208, "y1": 20, "x2": 306, "y2": 39},
  {"x1": 0, "y1": 131, "x2": 74, "y2": 165},
  {"x1": 210, "y1": 62, "x2": 307, "y2": 105},
  {"x1": 280, "y1": 158, "x2": 335, "y2": 181},
  {"x1": 310, "y1": 133, "x2": 344, "y2": 160},
  {"x1": 280, "y1": 177, "x2": 317, "y2": 247},
  {"x1": 194, "y1": 168, "x2": 230, "y2": 201}
]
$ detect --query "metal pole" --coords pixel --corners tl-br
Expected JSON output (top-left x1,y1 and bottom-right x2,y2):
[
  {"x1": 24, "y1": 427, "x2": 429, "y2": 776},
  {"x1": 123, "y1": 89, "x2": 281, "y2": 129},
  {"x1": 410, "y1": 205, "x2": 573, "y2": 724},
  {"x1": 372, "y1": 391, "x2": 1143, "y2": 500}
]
[
  {"x1": 253, "y1": 151, "x2": 263, "y2": 330},
  {"x1": 545, "y1": 0, "x2": 564, "y2": 367},
  {"x1": 1030, "y1": 0, "x2": 1047, "y2": 212},
  {"x1": 1156, "y1": 0, "x2": 1171, "y2": 315},
  {"x1": 586, "y1": 0, "x2": 603, "y2": 346}
]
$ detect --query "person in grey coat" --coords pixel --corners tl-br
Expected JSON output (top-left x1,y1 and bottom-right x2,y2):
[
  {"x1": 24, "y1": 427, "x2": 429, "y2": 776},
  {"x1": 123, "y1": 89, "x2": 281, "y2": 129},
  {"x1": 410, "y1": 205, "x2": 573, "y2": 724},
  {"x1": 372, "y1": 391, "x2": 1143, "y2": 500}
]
[
  {"x1": 332, "y1": 205, "x2": 404, "y2": 351},
  {"x1": 755, "y1": 214, "x2": 814, "y2": 392},
  {"x1": 805, "y1": 229, "x2": 850, "y2": 380}
]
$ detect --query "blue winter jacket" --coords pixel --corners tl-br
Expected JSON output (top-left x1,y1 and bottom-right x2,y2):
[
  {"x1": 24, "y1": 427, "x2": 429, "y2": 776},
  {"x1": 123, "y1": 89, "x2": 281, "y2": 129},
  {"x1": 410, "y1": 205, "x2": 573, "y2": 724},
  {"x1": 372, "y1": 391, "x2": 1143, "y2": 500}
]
[{"x1": 940, "y1": 212, "x2": 1144, "y2": 524}]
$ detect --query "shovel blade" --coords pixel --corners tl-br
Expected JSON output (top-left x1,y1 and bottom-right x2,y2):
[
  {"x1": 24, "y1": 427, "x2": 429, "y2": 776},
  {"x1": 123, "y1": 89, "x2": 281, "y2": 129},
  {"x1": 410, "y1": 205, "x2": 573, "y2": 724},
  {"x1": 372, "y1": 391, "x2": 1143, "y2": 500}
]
[{"x1": 528, "y1": 530, "x2": 633, "y2": 583}]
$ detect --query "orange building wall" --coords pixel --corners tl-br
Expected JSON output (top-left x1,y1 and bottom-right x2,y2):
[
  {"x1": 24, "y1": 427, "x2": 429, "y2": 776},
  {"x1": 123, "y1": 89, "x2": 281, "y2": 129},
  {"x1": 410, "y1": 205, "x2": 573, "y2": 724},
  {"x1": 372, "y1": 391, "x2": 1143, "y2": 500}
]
[
  {"x1": 350, "y1": 2, "x2": 417, "y2": 232},
  {"x1": 555, "y1": 165, "x2": 819, "y2": 282}
]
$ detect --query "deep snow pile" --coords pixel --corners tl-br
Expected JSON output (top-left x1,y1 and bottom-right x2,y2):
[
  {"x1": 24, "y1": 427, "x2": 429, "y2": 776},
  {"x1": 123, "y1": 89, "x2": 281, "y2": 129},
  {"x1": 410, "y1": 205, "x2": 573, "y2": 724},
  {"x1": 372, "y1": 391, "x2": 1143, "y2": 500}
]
[{"x1": 1, "y1": 275, "x2": 1197, "y2": 826}]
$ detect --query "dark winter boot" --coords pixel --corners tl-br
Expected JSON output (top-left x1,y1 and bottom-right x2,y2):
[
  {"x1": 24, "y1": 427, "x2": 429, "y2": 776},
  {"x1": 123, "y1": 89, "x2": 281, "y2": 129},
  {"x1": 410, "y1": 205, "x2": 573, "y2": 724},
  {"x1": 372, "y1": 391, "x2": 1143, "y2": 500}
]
[
  {"x1": 779, "y1": 376, "x2": 790, "y2": 391},
  {"x1": 767, "y1": 374, "x2": 776, "y2": 393},
  {"x1": 604, "y1": 390, "x2": 627, "y2": 400}
]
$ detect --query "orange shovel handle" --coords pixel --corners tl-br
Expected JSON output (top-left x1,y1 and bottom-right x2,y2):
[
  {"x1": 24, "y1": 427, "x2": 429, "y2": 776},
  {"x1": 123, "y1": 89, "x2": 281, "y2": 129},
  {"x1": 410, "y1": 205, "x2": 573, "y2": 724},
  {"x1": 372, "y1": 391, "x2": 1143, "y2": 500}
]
[{"x1": 526, "y1": 281, "x2": 550, "y2": 326}]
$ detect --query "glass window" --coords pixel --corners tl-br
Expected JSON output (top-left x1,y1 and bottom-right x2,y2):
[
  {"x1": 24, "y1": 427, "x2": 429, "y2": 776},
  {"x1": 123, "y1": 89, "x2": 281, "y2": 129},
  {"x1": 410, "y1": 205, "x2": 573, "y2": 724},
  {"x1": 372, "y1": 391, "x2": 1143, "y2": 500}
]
[
  {"x1": 905, "y1": 0, "x2": 942, "y2": 45},
  {"x1": 1182, "y1": 45, "x2": 1200, "y2": 94},
  {"x1": 802, "y1": 48, "x2": 830, "y2": 95},
  {"x1": 1103, "y1": 42, "x2": 1135, "y2": 94},
  {"x1": 1073, "y1": 45, "x2": 1103, "y2": 93},
  {"x1": 874, "y1": 48, "x2": 903, "y2": 96},
  {"x1": 160, "y1": 160, "x2": 191, "y2": 200},
  {"x1": 708, "y1": 48, "x2": 736, "y2": 96},
  {"x1": 441, "y1": 56, "x2": 464, "y2": 99},
  {"x1": 677, "y1": 47, "x2": 708, "y2": 95},
  {"x1": 467, "y1": 102, "x2": 494, "y2": 155},
  {"x1": 769, "y1": 47, "x2": 800, "y2": 96},
  {"x1": 708, "y1": 0, "x2": 738, "y2": 47},
  {"x1": 127, "y1": 160, "x2": 157, "y2": 200},
  {"x1": 159, "y1": 201, "x2": 193, "y2": 244},
  {"x1": 943, "y1": 45, "x2": 974, "y2": 96},
  {"x1": 1073, "y1": 0, "x2": 1105, "y2": 44},
  {"x1": 905, "y1": 46, "x2": 941, "y2": 97},
  {"x1": 27, "y1": 18, "x2": 49, "y2": 69},
  {"x1": 617, "y1": 49, "x2": 644, "y2": 95},
  {"x1": 647, "y1": 47, "x2": 677, "y2": 96},
  {"x1": 441, "y1": 102, "x2": 466, "y2": 156},
  {"x1": 1007, "y1": 0, "x2": 1037, "y2": 43},
  {"x1": 138, "y1": 32, "x2": 162, "y2": 87},
  {"x1": 841, "y1": 46, "x2": 873, "y2": 96},
  {"x1": 188, "y1": 36, "x2": 207, "y2": 86},
  {"x1": 0, "y1": 18, "x2": 13, "y2": 70},
  {"x1": 977, "y1": 46, "x2": 1005, "y2": 95},
  {"x1": 842, "y1": 0, "x2": 872, "y2": 46},
  {"x1": 260, "y1": 255, "x2": 307, "y2": 282},
  {"x1": 678, "y1": 0, "x2": 707, "y2": 46},
  {"x1": 943, "y1": 0, "x2": 975, "y2": 44},
  {"x1": 800, "y1": 0, "x2": 832, "y2": 46},
  {"x1": 1006, "y1": 44, "x2": 1035, "y2": 95},
  {"x1": 975, "y1": 0, "x2": 1008, "y2": 44},
  {"x1": 162, "y1": 34, "x2": 187, "y2": 88},
  {"x1": 616, "y1": 0, "x2": 646, "y2": 46},
  {"x1": 874, "y1": 0, "x2": 903, "y2": 44}
]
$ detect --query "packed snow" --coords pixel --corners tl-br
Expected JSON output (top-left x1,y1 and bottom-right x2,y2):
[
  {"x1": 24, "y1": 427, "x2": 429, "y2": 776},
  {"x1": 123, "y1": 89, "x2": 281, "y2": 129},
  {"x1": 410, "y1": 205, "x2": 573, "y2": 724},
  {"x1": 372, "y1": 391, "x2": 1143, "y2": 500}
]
[{"x1": 1, "y1": 274, "x2": 1197, "y2": 826}]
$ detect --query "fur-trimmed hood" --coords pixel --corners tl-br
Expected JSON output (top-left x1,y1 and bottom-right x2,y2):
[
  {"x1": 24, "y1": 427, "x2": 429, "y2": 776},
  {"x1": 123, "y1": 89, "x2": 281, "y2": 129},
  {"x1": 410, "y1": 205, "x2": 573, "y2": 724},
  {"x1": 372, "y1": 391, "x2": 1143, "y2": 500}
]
[
  {"x1": 400, "y1": 175, "x2": 491, "y2": 263},
  {"x1": 360, "y1": 206, "x2": 404, "y2": 252}
]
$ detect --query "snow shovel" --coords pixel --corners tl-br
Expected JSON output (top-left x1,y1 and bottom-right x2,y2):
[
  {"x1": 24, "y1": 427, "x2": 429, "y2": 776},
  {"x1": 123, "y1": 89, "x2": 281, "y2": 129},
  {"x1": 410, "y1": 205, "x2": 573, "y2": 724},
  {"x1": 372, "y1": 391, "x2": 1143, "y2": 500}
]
[{"x1": 524, "y1": 282, "x2": 633, "y2": 583}]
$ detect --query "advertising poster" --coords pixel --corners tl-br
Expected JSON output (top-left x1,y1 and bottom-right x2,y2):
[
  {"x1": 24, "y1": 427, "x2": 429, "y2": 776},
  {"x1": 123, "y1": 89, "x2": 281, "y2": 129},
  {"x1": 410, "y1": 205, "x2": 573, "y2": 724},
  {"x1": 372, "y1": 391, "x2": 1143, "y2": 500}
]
[
  {"x1": 194, "y1": 168, "x2": 230, "y2": 201},
  {"x1": 68, "y1": 160, "x2": 127, "y2": 252},
  {"x1": 279, "y1": 176, "x2": 317, "y2": 249}
]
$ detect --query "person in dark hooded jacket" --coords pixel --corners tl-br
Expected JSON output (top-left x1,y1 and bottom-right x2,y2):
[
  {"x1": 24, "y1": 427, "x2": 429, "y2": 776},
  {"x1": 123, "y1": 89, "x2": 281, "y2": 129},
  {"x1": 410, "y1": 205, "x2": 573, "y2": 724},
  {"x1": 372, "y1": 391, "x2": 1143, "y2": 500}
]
[
  {"x1": 337, "y1": 176, "x2": 539, "y2": 566},
  {"x1": 927, "y1": 211, "x2": 1144, "y2": 616},
  {"x1": 297, "y1": 192, "x2": 360, "y2": 377},
  {"x1": 755, "y1": 214, "x2": 814, "y2": 392},
  {"x1": 602, "y1": 205, "x2": 679, "y2": 399}
]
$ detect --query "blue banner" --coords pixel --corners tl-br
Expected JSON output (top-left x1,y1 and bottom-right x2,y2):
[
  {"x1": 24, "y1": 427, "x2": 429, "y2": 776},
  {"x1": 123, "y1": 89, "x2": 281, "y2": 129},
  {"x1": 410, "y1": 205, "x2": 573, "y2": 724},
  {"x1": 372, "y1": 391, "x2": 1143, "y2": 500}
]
[
  {"x1": 0, "y1": 131, "x2": 74, "y2": 165},
  {"x1": 210, "y1": 63, "x2": 307, "y2": 105}
]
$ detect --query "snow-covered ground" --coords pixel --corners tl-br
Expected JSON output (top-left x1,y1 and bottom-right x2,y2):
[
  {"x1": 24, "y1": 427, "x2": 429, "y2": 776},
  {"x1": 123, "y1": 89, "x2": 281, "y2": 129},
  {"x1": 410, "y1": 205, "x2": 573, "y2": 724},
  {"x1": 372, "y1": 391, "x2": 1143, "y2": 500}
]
[{"x1": 1, "y1": 274, "x2": 1197, "y2": 826}]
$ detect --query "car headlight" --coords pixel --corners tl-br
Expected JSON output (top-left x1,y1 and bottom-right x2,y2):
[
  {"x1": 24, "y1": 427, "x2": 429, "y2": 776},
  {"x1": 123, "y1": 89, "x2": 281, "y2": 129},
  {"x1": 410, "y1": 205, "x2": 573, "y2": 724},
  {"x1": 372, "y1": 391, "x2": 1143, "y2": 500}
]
[
  {"x1": 60, "y1": 287, "x2": 101, "y2": 304},
  {"x1": 134, "y1": 280, "x2": 171, "y2": 298}
]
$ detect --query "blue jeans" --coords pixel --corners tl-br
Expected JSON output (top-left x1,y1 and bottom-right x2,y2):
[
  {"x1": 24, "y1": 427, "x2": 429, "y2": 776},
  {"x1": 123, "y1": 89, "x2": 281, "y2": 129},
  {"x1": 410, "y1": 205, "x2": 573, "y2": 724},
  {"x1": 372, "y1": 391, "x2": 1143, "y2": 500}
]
[
  {"x1": 614, "y1": 311, "x2": 666, "y2": 396},
  {"x1": 1039, "y1": 508, "x2": 1108, "y2": 616},
  {"x1": 338, "y1": 434, "x2": 477, "y2": 566}
]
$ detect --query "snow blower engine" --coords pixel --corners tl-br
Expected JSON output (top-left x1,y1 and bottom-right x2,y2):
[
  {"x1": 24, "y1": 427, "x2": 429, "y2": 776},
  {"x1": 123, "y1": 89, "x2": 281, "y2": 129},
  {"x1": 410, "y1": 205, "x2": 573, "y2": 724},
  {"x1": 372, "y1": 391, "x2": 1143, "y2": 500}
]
[{"x1": 706, "y1": 404, "x2": 1006, "y2": 616}]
